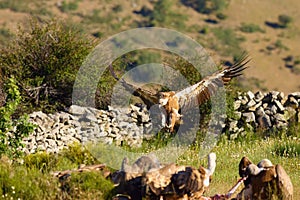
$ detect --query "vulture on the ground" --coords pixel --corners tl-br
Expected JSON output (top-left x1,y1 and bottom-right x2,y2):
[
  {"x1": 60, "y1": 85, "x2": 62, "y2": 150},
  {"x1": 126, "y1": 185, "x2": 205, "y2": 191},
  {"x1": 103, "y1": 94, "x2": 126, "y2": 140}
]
[
  {"x1": 112, "y1": 153, "x2": 217, "y2": 200},
  {"x1": 235, "y1": 156, "x2": 293, "y2": 200}
]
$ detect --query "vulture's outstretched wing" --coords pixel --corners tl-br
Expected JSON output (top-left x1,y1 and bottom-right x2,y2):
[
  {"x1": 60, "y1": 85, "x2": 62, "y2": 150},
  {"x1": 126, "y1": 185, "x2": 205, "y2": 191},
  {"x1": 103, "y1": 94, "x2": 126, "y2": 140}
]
[
  {"x1": 109, "y1": 64, "x2": 159, "y2": 108},
  {"x1": 109, "y1": 54, "x2": 249, "y2": 110},
  {"x1": 175, "y1": 54, "x2": 250, "y2": 109},
  {"x1": 276, "y1": 164, "x2": 294, "y2": 200}
]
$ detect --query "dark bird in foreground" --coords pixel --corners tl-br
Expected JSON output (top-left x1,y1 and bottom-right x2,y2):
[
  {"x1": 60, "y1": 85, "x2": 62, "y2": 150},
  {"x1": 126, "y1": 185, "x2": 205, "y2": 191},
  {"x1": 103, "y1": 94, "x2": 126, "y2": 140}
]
[{"x1": 235, "y1": 156, "x2": 293, "y2": 200}]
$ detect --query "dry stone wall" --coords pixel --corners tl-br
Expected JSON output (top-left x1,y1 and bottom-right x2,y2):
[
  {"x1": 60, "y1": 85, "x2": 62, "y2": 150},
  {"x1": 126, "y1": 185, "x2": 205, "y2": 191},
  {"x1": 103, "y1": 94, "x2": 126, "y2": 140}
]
[
  {"x1": 22, "y1": 91, "x2": 300, "y2": 154},
  {"x1": 227, "y1": 91, "x2": 300, "y2": 139},
  {"x1": 23, "y1": 105, "x2": 153, "y2": 154}
]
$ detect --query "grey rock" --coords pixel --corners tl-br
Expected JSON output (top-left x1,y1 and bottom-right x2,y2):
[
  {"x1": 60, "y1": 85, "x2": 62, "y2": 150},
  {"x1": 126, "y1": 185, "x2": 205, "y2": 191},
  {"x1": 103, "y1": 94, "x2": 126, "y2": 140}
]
[
  {"x1": 56, "y1": 140, "x2": 64, "y2": 146},
  {"x1": 234, "y1": 100, "x2": 241, "y2": 110},
  {"x1": 241, "y1": 97, "x2": 249, "y2": 106},
  {"x1": 242, "y1": 112, "x2": 255, "y2": 122},
  {"x1": 248, "y1": 101, "x2": 262, "y2": 112},
  {"x1": 246, "y1": 99, "x2": 256, "y2": 108},
  {"x1": 278, "y1": 92, "x2": 285, "y2": 101},
  {"x1": 274, "y1": 100, "x2": 285, "y2": 112},
  {"x1": 270, "y1": 105, "x2": 278, "y2": 115},
  {"x1": 270, "y1": 91, "x2": 280, "y2": 100},
  {"x1": 247, "y1": 91, "x2": 255, "y2": 100},
  {"x1": 229, "y1": 121, "x2": 238, "y2": 132},
  {"x1": 254, "y1": 91, "x2": 264, "y2": 102},
  {"x1": 255, "y1": 106, "x2": 265, "y2": 117},
  {"x1": 265, "y1": 109, "x2": 272, "y2": 115},
  {"x1": 46, "y1": 139, "x2": 57, "y2": 147},
  {"x1": 130, "y1": 104, "x2": 141, "y2": 112},
  {"x1": 262, "y1": 103, "x2": 268, "y2": 109},
  {"x1": 290, "y1": 92, "x2": 300, "y2": 99},
  {"x1": 36, "y1": 135, "x2": 44, "y2": 142},
  {"x1": 274, "y1": 113, "x2": 287, "y2": 122},
  {"x1": 285, "y1": 96, "x2": 298, "y2": 108},
  {"x1": 69, "y1": 105, "x2": 87, "y2": 115}
]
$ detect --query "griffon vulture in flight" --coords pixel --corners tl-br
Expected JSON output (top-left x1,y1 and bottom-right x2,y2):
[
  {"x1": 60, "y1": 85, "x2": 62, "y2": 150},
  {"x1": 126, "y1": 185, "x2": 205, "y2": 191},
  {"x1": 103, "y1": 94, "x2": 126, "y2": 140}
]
[{"x1": 110, "y1": 54, "x2": 250, "y2": 132}]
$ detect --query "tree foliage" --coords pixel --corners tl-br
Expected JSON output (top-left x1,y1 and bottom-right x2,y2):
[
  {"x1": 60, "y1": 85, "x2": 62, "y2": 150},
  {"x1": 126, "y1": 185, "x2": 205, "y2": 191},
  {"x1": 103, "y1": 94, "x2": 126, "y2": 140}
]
[
  {"x1": 0, "y1": 18, "x2": 94, "y2": 114},
  {"x1": 0, "y1": 78, "x2": 36, "y2": 159}
]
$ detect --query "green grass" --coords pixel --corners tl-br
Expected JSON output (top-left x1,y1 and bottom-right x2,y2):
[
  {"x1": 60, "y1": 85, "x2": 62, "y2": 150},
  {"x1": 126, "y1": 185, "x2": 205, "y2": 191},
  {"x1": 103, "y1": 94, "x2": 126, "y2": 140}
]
[
  {"x1": 0, "y1": 133, "x2": 299, "y2": 199},
  {"x1": 0, "y1": 144, "x2": 114, "y2": 200},
  {"x1": 199, "y1": 136, "x2": 299, "y2": 197}
]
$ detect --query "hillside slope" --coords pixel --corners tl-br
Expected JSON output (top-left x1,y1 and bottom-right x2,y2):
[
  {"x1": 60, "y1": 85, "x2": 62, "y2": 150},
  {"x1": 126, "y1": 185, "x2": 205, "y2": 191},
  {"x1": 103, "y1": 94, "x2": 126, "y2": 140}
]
[{"x1": 0, "y1": 0, "x2": 299, "y2": 93}]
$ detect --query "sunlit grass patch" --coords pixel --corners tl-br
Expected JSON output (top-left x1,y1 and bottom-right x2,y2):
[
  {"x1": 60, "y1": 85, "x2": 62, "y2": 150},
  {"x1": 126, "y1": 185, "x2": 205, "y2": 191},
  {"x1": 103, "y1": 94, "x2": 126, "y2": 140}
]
[{"x1": 273, "y1": 139, "x2": 300, "y2": 158}]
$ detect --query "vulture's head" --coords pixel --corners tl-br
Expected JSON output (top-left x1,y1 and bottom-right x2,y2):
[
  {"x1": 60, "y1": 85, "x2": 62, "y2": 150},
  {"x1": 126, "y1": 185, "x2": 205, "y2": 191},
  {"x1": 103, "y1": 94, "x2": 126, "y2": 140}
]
[
  {"x1": 158, "y1": 91, "x2": 175, "y2": 106},
  {"x1": 238, "y1": 156, "x2": 253, "y2": 178}
]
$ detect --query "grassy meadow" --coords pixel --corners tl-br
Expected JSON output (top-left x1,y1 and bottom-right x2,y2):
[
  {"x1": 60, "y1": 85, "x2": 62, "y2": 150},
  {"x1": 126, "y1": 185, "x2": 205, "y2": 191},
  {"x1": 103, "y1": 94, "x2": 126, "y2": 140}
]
[
  {"x1": 0, "y1": 130, "x2": 299, "y2": 199},
  {"x1": 0, "y1": 0, "x2": 299, "y2": 199}
]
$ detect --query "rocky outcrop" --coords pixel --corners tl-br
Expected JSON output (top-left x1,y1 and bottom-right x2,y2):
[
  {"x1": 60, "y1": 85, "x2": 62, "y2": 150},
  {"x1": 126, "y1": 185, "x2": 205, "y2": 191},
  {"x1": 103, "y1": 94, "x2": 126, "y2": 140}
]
[{"x1": 21, "y1": 91, "x2": 300, "y2": 154}]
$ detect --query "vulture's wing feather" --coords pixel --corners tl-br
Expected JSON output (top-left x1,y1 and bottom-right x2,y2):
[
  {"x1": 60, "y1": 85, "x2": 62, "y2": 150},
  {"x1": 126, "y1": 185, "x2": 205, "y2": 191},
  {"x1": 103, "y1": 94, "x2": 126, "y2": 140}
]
[
  {"x1": 175, "y1": 54, "x2": 250, "y2": 109},
  {"x1": 276, "y1": 164, "x2": 294, "y2": 200},
  {"x1": 109, "y1": 64, "x2": 159, "y2": 108}
]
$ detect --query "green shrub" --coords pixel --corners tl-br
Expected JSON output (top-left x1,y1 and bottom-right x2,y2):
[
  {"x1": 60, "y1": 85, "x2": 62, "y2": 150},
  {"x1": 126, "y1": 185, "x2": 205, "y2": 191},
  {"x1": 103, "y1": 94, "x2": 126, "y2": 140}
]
[
  {"x1": 58, "y1": 0, "x2": 79, "y2": 12},
  {"x1": 112, "y1": 4, "x2": 123, "y2": 12},
  {"x1": 240, "y1": 23, "x2": 264, "y2": 33},
  {"x1": 211, "y1": 27, "x2": 245, "y2": 57},
  {"x1": 60, "y1": 143, "x2": 96, "y2": 165},
  {"x1": 181, "y1": 0, "x2": 229, "y2": 14},
  {"x1": 65, "y1": 171, "x2": 115, "y2": 199},
  {"x1": 24, "y1": 152, "x2": 58, "y2": 173},
  {"x1": 0, "y1": 162, "x2": 60, "y2": 199},
  {"x1": 278, "y1": 14, "x2": 293, "y2": 28},
  {"x1": 0, "y1": 143, "x2": 116, "y2": 199},
  {"x1": 216, "y1": 12, "x2": 227, "y2": 20},
  {"x1": 0, "y1": 78, "x2": 36, "y2": 159},
  {"x1": 274, "y1": 39, "x2": 289, "y2": 50},
  {"x1": 150, "y1": 0, "x2": 187, "y2": 29},
  {"x1": 0, "y1": 18, "x2": 94, "y2": 114}
]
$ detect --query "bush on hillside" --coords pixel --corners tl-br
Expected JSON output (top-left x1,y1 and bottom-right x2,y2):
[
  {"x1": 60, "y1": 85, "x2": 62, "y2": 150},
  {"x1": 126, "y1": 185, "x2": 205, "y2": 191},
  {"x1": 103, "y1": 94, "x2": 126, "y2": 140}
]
[
  {"x1": 150, "y1": 0, "x2": 187, "y2": 29},
  {"x1": 278, "y1": 14, "x2": 293, "y2": 28},
  {"x1": 240, "y1": 23, "x2": 265, "y2": 33},
  {"x1": 0, "y1": 18, "x2": 94, "y2": 114},
  {"x1": 181, "y1": 0, "x2": 229, "y2": 14}
]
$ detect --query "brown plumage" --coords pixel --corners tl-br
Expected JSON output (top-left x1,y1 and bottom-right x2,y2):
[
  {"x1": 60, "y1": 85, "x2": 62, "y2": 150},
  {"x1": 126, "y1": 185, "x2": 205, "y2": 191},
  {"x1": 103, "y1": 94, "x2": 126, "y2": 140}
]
[
  {"x1": 112, "y1": 153, "x2": 216, "y2": 200},
  {"x1": 175, "y1": 54, "x2": 250, "y2": 109},
  {"x1": 110, "y1": 54, "x2": 250, "y2": 132},
  {"x1": 236, "y1": 156, "x2": 294, "y2": 200}
]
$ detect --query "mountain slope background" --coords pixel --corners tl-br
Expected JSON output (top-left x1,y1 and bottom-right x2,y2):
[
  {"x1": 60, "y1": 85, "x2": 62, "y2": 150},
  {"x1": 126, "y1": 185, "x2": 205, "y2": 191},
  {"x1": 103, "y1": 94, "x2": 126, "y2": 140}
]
[{"x1": 1, "y1": 0, "x2": 300, "y2": 94}]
